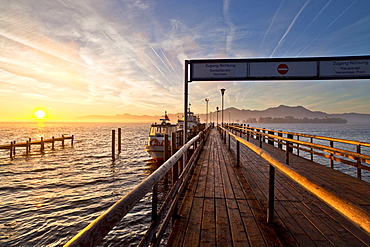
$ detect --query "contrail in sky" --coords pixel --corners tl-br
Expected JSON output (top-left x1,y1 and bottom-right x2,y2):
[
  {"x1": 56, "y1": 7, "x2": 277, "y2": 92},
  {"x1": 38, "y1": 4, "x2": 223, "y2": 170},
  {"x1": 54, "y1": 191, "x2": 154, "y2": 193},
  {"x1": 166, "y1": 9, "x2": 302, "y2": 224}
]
[
  {"x1": 296, "y1": 0, "x2": 357, "y2": 56},
  {"x1": 149, "y1": 45, "x2": 174, "y2": 86},
  {"x1": 160, "y1": 49, "x2": 181, "y2": 81},
  {"x1": 260, "y1": 0, "x2": 285, "y2": 53},
  {"x1": 270, "y1": 0, "x2": 311, "y2": 57},
  {"x1": 223, "y1": 0, "x2": 235, "y2": 57},
  {"x1": 283, "y1": 0, "x2": 332, "y2": 56}
]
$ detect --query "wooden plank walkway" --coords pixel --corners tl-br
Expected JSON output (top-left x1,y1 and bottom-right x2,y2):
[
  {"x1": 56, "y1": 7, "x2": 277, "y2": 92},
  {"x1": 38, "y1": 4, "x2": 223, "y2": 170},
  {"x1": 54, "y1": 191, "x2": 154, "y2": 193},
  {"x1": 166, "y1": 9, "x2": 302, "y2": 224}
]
[{"x1": 167, "y1": 128, "x2": 370, "y2": 246}]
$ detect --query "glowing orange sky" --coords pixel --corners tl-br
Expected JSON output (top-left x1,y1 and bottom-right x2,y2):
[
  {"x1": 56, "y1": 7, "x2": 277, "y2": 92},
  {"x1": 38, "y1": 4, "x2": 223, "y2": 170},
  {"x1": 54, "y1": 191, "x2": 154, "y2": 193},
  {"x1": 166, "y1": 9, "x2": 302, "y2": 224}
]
[{"x1": 1, "y1": 0, "x2": 370, "y2": 122}]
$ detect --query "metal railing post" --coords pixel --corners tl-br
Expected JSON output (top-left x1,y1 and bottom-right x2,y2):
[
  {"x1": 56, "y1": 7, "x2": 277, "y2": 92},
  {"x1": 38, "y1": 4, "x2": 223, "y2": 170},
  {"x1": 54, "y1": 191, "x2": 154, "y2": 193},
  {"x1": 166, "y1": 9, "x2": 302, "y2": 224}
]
[
  {"x1": 267, "y1": 165, "x2": 275, "y2": 223},
  {"x1": 330, "y1": 141, "x2": 334, "y2": 168},
  {"x1": 278, "y1": 132, "x2": 283, "y2": 149},
  {"x1": 268, "y1": 131, "x2": 274, "y2": 145},
  {"x1": 285, "y1": 141, "x2": 290, "y2": 165},
  {"x1": 152, "y1": 183, "x2": 158, "y2": 223},
  {"x1": 164, "y1": 134, "x2": 169, "y2": 161},
  {"x1": 287, "y1": 134, "x2": 293, "y2": 153},
  {"x1": 237, "y1": 140, "x2": 240, "y2": 167},
  {"x1": 228, "y1": 133, "x2": 231, "y2": 151},
  {"x1": 310, "y1": 137, "x2": 314, "y2": 161},
  {"x1": 357, "y1": 144, "x2": 362, "y2": 180},
  {"x1": 259, "y1": 133, "x2": 263, "y2": 148}
]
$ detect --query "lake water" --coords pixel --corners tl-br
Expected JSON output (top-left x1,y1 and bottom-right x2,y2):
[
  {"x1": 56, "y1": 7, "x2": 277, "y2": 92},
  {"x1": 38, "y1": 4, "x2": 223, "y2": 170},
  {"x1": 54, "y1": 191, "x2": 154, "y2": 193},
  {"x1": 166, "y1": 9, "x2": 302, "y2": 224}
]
[{"x1": 0, "y1": 122, "x2": 369, "y2": 246}]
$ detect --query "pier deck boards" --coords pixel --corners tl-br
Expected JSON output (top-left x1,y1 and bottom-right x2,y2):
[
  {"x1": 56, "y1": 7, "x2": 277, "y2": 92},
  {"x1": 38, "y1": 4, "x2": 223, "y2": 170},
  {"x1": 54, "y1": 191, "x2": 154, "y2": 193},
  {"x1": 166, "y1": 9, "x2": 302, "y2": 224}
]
[{"x1": 167, "y1": 128, "x2": 370, "y2": 246}]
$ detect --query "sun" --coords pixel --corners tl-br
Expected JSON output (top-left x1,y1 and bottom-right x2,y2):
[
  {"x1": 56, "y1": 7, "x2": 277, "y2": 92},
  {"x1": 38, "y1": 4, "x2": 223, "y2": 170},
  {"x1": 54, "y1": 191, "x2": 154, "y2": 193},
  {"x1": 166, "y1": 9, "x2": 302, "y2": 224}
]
[{"x1": 34, "y1": 109, "x2": 47, "y2": 119}]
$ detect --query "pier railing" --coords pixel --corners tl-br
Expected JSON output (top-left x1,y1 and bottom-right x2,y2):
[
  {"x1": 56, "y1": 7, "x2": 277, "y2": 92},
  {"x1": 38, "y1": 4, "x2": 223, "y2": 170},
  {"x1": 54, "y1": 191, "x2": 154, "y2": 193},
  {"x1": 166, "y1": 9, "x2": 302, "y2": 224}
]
[
  {"x1": 64, "y1": 126, "x2": 210, "y2": 247},
  {"x1": 227, "y1": 124, "x2": 370, "y2": 180},
  {"x1": 218, "y1": 125, "x2": 370, "y2": 233}
]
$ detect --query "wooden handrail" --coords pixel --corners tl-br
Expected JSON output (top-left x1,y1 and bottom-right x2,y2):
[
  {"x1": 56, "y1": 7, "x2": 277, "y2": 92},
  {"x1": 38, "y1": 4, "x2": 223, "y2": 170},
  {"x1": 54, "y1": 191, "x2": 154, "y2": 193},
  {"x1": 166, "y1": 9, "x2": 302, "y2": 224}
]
[
  {"x1": 220, "y1": 126, "x2": 370, "y2": 234},
  {"x1": 229, "y1": 125, "x2": 370, "y2": 169},
  {"x1": 64, "y1": 129, "x2": 208, "y2": 247},
  {"x1": 232, "y1": 125, "x2": 370, "y2": 147}
]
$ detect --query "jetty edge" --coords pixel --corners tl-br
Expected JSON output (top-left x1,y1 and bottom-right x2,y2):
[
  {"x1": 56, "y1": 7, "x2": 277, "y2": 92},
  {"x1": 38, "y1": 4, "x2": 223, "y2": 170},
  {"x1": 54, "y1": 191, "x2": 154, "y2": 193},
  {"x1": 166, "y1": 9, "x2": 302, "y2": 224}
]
[{"x1": 0, "y1": 135, "x2": 74, "y2": 159}]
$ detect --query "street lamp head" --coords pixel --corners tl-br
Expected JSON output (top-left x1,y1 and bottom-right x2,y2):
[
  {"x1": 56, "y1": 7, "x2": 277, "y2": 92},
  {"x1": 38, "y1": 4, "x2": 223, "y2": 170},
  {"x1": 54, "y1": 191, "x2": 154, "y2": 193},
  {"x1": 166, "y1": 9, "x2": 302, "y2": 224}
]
[
  {"x1": 216, "y1": 106, "x2": 219, "y2": 111},
  {"x1": 220, "y1": 88, "x2": 225, "y2": 95},
  {"x1": 205, "y1": 98, "x2": 209, "y2": 102}
]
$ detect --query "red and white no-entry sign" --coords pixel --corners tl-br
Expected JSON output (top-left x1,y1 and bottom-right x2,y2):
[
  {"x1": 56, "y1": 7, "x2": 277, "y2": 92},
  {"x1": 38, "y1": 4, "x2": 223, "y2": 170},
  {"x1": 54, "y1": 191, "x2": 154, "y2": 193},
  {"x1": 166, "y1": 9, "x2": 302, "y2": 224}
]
[{"x1": 277, "y1": 64, "x2": 289, "y2": 75}]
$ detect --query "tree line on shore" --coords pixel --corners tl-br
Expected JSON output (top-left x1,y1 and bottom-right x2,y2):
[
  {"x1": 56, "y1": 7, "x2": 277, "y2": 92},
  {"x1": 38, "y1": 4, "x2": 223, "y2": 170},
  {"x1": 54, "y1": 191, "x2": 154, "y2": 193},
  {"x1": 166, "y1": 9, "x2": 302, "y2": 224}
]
[{"x1": 242, "y1": 116, "x2": 347, "y2": 124}]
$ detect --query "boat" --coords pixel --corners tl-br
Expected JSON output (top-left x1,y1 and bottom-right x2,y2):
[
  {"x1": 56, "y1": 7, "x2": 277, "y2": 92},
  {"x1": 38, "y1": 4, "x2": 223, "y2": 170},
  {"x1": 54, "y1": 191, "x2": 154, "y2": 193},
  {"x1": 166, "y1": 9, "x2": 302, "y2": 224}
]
[
  {"x1": 145, "y1": 112, "x2": 177, "y2": 162},
  {"x1": 177, "y1": 105, "x2": 203, "y2": 136}
]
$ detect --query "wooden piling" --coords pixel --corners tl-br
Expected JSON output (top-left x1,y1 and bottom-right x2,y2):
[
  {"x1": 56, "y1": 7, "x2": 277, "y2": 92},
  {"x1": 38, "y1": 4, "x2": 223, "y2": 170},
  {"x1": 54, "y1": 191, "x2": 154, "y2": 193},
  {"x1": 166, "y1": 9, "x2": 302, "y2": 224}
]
[
  {"x1": 52, "y1": 136, "x2": 55, "y2": 150},
  {"x1": 118, "y1": 128, "x2": 121, "y2": 153},
  {"x1": 41, "y1": 137, "x2": 44, "y2": 153},
  {"x1": 10, "y1": 141, "x2": 13, "y2": 159},
  {"x1": 26, "y1": 141, "x2": 29, "y2": 156},
  {"x1": 112, "y1": 130, "x2": 115, "y2": 160}
]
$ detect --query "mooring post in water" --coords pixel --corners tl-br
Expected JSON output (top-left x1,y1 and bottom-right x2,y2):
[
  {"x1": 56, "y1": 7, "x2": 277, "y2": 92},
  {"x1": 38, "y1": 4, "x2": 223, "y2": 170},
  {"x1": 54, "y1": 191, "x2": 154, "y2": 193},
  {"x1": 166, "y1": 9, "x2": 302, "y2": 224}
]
[
  {"x1": 71, "y1": 135, "x2": 74, "y2": 147},
  {"x1": 10, "y1": 141, "x2": 13, "y2": 159},
  {"x1": 29, "y1": 138, "x2": 31, "y2": 152},
  {"x1": 52, "y1": 136, "x2": 55, "y2": 150},
  {"x1": 26, "y1": 141, "x2": 29, "y2": 156},
  {"x1": 41, "y1": 137, "x2": 44, "y2": 153},
  {"x1": 112, "y1": 130, "x2": 115, "y2": 160},
  {"x1": 13, "y1": 141, "x2": 16, "y2": 156},
  {"x1": 61, "y1": 135, "x2": 64, "y2": 148},
  {"x1": 118, "y1": 128, "x2": 121, "y2": 153}
]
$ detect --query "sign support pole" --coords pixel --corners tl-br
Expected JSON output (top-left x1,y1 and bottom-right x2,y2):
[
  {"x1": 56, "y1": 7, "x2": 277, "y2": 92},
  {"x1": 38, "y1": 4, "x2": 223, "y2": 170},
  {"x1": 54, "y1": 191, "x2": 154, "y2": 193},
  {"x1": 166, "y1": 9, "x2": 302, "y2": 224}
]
[
  {"x1": 184, "y1": 60, "x2": 189, "y2": 144},
  {"x1": 183, "y1": 60, "x2": 189, "y2": 165}
]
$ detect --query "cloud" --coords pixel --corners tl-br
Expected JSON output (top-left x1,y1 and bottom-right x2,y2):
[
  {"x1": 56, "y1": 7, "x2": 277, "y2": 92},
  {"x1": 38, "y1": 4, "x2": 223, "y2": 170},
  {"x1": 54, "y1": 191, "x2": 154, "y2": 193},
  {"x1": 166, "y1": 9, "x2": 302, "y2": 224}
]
[{"x1": 0, "y1": 0, "x2": 369, "y2": 119}]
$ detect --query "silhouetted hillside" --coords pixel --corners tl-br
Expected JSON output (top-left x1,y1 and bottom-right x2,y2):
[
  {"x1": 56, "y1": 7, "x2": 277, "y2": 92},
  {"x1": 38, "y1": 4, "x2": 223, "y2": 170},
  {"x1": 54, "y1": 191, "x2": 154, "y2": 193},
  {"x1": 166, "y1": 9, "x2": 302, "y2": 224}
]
[{"x1": 75, "y1": 105, "x2": 370, "y2": 123}]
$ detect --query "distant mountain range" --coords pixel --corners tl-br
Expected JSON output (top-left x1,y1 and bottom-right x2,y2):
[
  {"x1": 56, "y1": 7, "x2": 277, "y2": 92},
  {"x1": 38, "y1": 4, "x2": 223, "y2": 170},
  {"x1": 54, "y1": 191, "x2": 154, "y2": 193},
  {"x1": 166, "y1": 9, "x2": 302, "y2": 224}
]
[{"x1": 75, "y1": 105, "x2": 370, "y2": 123}]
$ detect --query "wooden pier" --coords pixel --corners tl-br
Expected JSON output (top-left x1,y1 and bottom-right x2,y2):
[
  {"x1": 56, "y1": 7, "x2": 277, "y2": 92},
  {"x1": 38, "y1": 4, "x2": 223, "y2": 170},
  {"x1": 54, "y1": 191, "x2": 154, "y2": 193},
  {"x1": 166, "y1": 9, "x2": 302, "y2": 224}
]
[
  {"x1": 65, "y1": 126, "x2": 370, "y2": 246},
  {"x1": 0, "y1": 135, "x2": 74, "y2": 159},
  {"x1": 167, "y1": 128, "x2": 370, "y2": 246}
]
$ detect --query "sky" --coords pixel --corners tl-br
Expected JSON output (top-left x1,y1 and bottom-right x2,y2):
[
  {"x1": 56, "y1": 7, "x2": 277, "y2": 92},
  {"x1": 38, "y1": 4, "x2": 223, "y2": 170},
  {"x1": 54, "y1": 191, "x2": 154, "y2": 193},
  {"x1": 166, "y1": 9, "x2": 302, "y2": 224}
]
[{"x1": 1, "y1": 0, "x2": 370, "y2": 121}]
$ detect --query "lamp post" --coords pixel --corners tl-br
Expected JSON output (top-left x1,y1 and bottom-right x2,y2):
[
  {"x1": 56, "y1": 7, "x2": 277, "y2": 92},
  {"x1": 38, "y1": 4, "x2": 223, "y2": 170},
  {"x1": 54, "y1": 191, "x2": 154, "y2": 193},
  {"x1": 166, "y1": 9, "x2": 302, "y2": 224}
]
[
  {"x1": 228, "y1": 111, "x2": 231, "y2": 124},
  {"x1": 216, "y1": 107, "x2": 219, "y2": 126},
  {"x1": 220, "y1": 88, "x2": 225, "y2": 127},
  {"x1": 205, "y1": 98, "x2": 209, "y2": 126}
]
